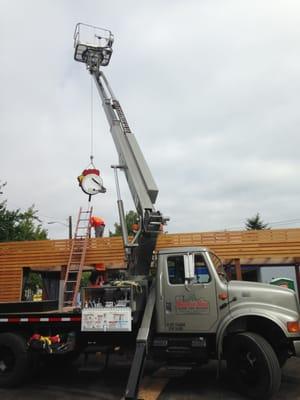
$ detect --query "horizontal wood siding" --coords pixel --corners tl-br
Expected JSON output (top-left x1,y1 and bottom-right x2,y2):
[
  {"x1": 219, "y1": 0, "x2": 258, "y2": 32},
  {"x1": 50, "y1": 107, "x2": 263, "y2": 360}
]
[{"x1": 1, "y1": 228, "x2": 300, "y2": 302}]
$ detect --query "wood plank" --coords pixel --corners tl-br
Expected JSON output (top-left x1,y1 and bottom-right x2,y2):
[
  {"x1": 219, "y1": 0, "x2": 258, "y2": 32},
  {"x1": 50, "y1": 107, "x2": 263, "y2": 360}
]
[
  {"x1": 1, "y1": 227, "x2": 300, "y2": 302},
  {"x1": 139, "y1": 368, "x2": 169, "y2": 400}
]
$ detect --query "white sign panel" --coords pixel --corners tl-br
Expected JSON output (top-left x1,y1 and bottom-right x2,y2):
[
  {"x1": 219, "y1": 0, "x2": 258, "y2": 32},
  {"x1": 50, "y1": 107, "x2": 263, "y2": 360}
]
[{"x1": 81, "y1": 307, "x2": 132, "y2": 332}]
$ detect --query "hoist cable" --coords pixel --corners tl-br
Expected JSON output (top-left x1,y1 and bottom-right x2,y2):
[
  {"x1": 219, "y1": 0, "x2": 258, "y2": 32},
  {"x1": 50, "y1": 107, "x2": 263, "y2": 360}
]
[{"x1": 90, "y1": 74, "x2": 94, "y2": 167}]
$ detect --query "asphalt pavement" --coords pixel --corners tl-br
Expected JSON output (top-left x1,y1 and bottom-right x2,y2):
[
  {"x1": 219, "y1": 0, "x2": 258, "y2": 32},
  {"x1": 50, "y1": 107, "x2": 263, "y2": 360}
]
[{"x1": 0, "y1": 354, "x2": 299, "y2": 400}]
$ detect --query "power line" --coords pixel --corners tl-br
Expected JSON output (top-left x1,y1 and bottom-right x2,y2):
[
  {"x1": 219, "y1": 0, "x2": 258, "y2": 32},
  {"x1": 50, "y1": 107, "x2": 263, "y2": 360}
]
[{"x1": 223, "y1": 218, "x2": 300, "y2": 231}]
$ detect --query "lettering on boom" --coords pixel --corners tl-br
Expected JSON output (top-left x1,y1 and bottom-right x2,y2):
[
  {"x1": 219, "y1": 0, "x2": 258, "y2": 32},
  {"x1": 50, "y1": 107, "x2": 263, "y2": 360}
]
[{"x1": 175, "y1": 296, "x2": 209, "y2": 314}]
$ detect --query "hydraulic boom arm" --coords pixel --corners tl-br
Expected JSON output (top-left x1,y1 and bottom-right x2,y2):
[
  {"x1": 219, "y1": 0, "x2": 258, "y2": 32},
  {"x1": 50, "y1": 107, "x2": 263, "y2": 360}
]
[{"x1": 74, "y1": 23, "x2": 164, "y2": 275}]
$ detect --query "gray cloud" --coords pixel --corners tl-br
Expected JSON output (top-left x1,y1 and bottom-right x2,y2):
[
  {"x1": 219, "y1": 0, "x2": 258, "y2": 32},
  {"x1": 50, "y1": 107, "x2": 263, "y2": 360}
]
[{"x1": 1, "y1": 0, "x2": 300, "y2": 238}]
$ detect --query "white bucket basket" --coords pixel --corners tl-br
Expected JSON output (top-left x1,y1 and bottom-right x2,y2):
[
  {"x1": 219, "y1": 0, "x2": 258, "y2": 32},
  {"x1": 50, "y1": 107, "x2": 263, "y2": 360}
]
[{"x1": 74, "y1": 23, "x2": 114, "y2": 69}]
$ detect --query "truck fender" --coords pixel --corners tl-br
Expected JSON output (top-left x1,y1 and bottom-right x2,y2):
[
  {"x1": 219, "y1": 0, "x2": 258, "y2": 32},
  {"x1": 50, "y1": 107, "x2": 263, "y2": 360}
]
[{"x1": 216, "y1": 310, "x2": 288, "y2": 360}]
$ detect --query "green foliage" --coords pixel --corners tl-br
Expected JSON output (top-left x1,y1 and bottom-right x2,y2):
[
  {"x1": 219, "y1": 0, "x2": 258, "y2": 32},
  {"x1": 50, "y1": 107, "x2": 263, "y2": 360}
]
[
  {"x1": 81, "y1": 271, "x2": 91, "y2": 288},
  {"x1": 0, "y1": 201, "x2": 48, "y2": 242},
  {"x1": 109, "y1": 210, "x2": 139, "y2": 237},
  {"x1": 27, "y1": 272, "x2": 43, "y2": 291},
  {"x1": 0, "y1": 181, "x2": 6, "y2": 195},
  {"x1": 245, "y1": 213, "x2": 269, "y2": 230}
]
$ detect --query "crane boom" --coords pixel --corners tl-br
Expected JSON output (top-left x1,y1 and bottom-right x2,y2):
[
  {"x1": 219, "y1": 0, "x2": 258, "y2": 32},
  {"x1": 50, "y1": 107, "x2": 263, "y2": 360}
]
[
  {"x1": 74, "y1": 23, "x2": 164, "y2": 275},
  {"x1": 92, "y1": 71, "x2": 158, "y2": 212}
]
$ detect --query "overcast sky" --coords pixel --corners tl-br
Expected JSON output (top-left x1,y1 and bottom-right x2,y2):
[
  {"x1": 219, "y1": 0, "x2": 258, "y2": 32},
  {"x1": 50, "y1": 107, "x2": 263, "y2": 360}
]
[{"x1": 1, "y1": 0, "x2": 300, "y2": 239}]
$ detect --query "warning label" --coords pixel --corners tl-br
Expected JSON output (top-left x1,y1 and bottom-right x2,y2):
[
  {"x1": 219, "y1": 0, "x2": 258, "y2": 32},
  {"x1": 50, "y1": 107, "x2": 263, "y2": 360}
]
[{"x1": 81, "y1": 307, "x2": 132, "y2": 332}]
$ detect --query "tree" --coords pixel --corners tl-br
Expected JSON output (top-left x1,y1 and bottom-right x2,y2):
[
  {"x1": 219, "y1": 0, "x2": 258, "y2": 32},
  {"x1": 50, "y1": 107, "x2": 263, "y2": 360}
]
[
  {"x1": 245, "y1": 213, "x2": 269, "y2": 230},
  {"x1": 0, "y1": 202, "x2": 48, "y2": 242},
  {"x1": 109, "y1": 210, "x2": 139, "y2": 237},
  {"x1": 0, "y1": 180, "x2": 7, "y2": 195}
]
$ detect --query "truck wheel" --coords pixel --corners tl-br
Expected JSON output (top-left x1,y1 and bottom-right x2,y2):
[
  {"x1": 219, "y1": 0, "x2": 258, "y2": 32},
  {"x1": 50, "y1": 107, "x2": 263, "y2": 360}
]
[
  {"x1": 276, "y1": 350, "x2": 289, "y2": 368},
  {"x1": 226, "y1": 332, "x2": 281, "y2": 399},
  {"x1": 0, "y1": 332, "x2": 32, "y2": 387}
]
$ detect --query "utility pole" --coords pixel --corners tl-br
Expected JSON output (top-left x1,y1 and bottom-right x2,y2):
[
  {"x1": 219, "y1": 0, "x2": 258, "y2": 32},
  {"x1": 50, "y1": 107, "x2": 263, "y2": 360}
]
[
  {"x1": 48, "y1": 217, "x2": 73, "y2": 239},
  {"x1": 68, "y1": 216, "x2": 72, "y2": 239}
]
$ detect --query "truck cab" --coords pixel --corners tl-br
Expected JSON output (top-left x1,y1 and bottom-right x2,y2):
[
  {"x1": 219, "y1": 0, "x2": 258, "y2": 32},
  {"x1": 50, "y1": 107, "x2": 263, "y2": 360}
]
[{"x1": 154, "y1": 247, "x2": 300, "y2": 365}]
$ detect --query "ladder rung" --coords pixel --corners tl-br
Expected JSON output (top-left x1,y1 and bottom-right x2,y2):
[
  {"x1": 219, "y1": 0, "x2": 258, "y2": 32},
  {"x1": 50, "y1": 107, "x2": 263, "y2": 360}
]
[{"x1": 63, "y1": 207, "x2": 91, "y2": 306}]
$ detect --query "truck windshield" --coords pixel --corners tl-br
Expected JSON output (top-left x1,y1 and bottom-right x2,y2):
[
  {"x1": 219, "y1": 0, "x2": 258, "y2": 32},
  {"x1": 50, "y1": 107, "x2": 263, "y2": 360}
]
[{"x1": 209, "y1": 252, "x2": 227, "y2": 282}]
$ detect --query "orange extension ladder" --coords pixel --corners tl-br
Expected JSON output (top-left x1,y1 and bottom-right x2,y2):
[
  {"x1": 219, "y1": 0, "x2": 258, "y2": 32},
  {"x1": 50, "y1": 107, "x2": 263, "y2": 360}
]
[{"x1": 63, "y1": 206, "x2": 93, "y2": 307}]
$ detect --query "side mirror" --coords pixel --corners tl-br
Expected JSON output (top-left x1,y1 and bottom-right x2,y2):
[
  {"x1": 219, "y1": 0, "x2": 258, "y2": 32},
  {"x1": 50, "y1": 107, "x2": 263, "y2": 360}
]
[{"x1": 184, "y1": 254, "x2": 194, "y2": 280}]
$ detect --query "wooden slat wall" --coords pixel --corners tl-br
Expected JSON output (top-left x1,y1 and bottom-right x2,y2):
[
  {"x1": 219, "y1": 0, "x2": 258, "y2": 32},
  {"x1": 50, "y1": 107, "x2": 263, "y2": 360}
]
[
  {"x1": 156, "y1": 230, "x2": 300, "y2": 263},
  {"x1": 1, "y1": 228, "x2": 300, "y2": 302}
]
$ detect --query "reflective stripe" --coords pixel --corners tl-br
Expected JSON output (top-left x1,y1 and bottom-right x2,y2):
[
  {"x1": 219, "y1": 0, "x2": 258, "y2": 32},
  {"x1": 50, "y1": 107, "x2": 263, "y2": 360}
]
[
  {"x1": 28, "y1": 318, "x2": 40, "y2": 322},
  {"x1": 0, "y1": 316, "x2": 81, "y2": 323},
  {"x1": 8, "y1": 318, "x2": 20, "y2": 323}
]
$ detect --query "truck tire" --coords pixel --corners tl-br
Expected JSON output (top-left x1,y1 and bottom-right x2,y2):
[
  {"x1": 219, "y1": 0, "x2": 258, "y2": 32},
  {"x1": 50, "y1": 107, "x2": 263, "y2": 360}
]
[
  {"x1": 0, "y1": 332, "x2": 32, "y2": 388},
  {"x1": 225, "y1": 332, "x2": 281, "y2": 399}
]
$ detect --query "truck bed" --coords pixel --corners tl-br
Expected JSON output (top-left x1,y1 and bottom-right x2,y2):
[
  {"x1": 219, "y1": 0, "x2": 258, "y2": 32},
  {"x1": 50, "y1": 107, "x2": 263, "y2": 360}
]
[{"x1": 0, "y1": 300, "x2": 61, "y2": 314}]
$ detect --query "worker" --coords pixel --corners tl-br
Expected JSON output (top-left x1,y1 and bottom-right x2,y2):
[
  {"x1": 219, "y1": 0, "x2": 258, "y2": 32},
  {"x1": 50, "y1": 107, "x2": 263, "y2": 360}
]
[
  {"x1": 131, "y1": 223, "x2": 140, "y2": 235},
  {"x1": 88, "y1": 270, "x2": 103, "y2": 288},
  {"x1": 90, "y1": 216, "x2": 105, "y2": 237},
  {"x1": 88, "y1": 263, "x2": 106, "y2": 288}
]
